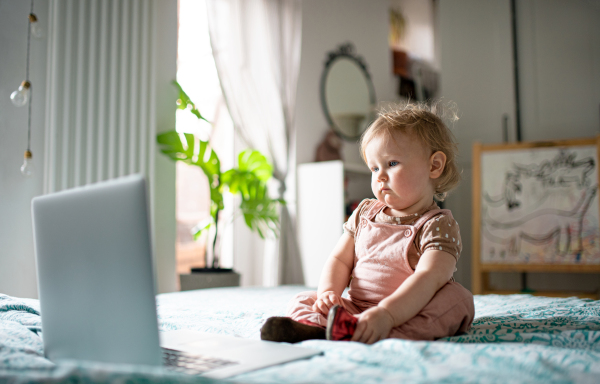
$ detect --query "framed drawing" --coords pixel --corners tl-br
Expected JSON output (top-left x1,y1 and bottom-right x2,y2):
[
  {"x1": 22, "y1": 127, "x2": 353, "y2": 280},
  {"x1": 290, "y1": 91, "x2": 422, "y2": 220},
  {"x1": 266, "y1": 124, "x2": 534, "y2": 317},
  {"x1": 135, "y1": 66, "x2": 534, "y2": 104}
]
[{"x1": 472, "y1": 137, "x2": 600, "y2": 298}]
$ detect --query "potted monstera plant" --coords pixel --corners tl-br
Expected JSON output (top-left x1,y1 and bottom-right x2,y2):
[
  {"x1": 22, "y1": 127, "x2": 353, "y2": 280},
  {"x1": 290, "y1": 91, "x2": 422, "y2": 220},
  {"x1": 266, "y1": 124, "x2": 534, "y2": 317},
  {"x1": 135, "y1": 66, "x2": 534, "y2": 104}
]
[{"x1": 157, "y1": 81, "x2": 282, "y2": 289}]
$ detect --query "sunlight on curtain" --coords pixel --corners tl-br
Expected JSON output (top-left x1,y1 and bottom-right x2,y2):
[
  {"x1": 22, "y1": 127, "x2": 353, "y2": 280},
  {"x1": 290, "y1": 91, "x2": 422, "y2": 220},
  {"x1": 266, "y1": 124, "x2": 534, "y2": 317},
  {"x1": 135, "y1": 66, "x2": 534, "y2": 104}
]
[
  {"x1": 175, "y1": 0, "x2": 234, "y2": 277},
  {"x1": 206, "y1": 0, "x2": 303, "y2": 286}
]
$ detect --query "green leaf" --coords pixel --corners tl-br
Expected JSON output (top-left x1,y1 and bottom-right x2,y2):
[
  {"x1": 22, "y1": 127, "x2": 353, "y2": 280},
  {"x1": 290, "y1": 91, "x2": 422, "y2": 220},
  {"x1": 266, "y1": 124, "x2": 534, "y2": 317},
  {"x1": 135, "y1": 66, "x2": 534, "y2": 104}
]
[
  {"x1": 221, "y1": 149, "x2": 274, "y2": 201},
  {"x1": 239, "y1": 180, "x2": 281, "y2": 239},
  {"x1": 157, "y1": 131, "x2": 192, "y2": 161},
  {"x1": 192, "y1": 218, "x2": 214, "y2": 241},
  {"x1": 210, "y1": 191, "x2": 224, "y2": 213},
  {"x1": 173, "y1": 80, "x2": 210, "y2": 123},
  {"x1": 195, "y1": 141, "x2": 221, "y2": 179},
  {"x1": 222, "y1": 169, "x2": 254, "y2": 196},
  {"x1": 237, "y1": 149, "x2": 273, "y2": 181},
  {"x1": 156, "y1": 129, "x2": 224, "y2": 219}
]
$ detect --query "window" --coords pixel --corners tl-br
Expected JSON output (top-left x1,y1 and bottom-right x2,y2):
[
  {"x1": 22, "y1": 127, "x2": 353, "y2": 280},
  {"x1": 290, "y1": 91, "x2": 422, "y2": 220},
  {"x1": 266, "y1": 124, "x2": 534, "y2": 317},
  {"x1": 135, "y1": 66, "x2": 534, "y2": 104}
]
[{"x1": 175, "y1": 0, "x2": 234, "y2": 277}]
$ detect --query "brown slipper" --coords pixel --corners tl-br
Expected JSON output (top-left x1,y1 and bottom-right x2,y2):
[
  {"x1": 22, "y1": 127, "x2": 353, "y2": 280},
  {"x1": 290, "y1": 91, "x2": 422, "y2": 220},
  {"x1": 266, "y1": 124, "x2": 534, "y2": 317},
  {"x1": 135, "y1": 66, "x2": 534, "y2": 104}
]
[{"x1": 260, "y1": 317, "x2": 325, "y2": 343}]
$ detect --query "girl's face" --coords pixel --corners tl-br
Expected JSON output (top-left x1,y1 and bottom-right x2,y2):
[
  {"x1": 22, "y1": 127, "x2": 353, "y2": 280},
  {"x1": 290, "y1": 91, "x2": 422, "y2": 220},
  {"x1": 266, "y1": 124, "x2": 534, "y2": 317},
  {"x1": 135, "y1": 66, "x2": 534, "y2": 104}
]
[{"x1": 364, "y1": 130, "x2": 443, "y2": 216}]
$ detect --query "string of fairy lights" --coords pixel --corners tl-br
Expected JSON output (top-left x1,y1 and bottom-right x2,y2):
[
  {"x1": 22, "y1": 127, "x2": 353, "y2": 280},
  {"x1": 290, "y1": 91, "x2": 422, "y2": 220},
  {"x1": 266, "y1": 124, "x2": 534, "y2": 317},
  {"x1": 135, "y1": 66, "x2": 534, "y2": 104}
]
[{"x1": 10, "y1": 0, "x2": 42, "y2": 177}]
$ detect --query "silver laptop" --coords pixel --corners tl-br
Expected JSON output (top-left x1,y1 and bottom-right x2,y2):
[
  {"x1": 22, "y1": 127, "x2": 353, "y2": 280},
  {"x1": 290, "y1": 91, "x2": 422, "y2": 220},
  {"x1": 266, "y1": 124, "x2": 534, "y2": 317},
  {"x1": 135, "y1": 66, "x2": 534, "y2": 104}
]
[{"x1": 31, "y1": 174, "x2": 320, "y2": 379}]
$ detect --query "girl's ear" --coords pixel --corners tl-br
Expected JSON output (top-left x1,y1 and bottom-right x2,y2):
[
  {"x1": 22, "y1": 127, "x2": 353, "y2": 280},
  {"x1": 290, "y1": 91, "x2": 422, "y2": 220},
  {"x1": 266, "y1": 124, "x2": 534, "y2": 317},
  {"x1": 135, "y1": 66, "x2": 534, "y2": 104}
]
[{"x1": 429, "y1": 151, "x2": 446, "y2": 180}]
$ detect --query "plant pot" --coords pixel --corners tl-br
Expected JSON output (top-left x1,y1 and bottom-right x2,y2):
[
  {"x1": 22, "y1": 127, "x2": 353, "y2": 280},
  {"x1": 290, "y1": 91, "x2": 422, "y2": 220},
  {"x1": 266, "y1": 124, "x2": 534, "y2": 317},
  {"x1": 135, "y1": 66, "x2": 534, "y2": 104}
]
[{"x1": 179, "y1": 268, "x2": 241, "y2": 291}]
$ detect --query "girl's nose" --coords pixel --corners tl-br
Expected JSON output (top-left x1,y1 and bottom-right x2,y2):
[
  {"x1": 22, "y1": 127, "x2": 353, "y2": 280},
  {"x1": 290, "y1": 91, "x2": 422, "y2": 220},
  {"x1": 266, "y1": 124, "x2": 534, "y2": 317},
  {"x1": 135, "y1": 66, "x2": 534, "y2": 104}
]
[{"x1": 377, "y1": 172, "x2": 388, "y2": 182}]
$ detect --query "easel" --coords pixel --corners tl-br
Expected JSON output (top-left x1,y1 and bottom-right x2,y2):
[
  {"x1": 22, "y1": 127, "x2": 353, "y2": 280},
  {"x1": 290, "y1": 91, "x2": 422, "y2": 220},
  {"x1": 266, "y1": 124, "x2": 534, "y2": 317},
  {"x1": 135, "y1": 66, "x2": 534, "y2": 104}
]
[{"x1": 472, "y1": 137, "x2": 600, "y2": 299}]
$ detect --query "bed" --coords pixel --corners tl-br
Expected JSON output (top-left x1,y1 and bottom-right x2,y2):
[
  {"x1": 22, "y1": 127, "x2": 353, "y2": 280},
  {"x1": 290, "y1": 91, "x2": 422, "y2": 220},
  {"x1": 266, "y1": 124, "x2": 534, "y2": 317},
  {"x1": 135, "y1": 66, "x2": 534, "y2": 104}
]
[{"x1": 1, "y1": 286, "x2": 599, "y2": 383}]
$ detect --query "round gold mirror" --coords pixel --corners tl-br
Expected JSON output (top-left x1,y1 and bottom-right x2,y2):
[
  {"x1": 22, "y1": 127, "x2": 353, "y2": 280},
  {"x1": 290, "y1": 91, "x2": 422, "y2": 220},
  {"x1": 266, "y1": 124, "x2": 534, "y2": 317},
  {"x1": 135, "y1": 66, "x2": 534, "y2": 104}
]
[{"x1": 320, "y1": 43, "x2": 376, "y2": 141}]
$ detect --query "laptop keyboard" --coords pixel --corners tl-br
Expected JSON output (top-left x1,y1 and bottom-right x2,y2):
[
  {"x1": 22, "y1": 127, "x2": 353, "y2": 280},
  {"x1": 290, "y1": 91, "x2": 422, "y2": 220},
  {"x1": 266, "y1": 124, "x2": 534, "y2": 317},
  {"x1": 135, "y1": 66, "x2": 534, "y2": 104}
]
[{"x1": 162, "y1": 348, "x2": 239, "y2": 375}]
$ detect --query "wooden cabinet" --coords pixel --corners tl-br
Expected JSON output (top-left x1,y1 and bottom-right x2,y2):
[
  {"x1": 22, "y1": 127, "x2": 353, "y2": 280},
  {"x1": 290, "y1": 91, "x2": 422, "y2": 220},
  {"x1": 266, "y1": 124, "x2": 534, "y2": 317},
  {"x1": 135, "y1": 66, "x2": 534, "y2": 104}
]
[{"x1": 297, "y1": 160, "x2": 372, "y2": 287}]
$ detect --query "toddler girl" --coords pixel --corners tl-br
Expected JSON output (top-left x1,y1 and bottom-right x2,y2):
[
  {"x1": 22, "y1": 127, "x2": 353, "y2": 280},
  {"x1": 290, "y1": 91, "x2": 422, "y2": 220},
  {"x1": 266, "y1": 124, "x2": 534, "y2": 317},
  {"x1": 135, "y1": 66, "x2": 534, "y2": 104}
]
[{"x1": 262, "y1": 102, "x2": 474, "y2": 344}]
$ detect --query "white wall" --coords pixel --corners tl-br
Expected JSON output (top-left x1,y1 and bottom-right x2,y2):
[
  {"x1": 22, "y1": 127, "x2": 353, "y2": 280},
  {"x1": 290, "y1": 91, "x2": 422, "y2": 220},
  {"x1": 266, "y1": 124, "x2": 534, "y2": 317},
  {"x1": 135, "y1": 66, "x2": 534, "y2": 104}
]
[
  {"x1": 296, "y1": 0, "x2": 397, "y2": 168},
  {"x1": 517, "y1": 0, "x2": 600, "y2": 142},
  {"x1": 151, "y1": 0, "x2": 178, "y2": 294},
  {"x1": 0, "y1": 0, "x2": 49, "y2": 299},
  {"x1": 438, "y1": 0, "x2": 516, "y2": 289}
]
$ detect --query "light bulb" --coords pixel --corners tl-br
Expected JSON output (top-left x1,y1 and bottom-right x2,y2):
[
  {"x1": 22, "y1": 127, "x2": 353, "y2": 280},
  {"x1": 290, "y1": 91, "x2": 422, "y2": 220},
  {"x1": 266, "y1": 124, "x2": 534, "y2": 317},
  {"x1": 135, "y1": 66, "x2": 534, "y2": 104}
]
[
  {"x1": 21, "y1": 150, "x2": 34, "y2": 177},
  {"x1": 10, "y1": 81, "x2": 30, "y2": 107},
  {"x1": 29, "y1": 13, "x2": 43, "y2": 39}
]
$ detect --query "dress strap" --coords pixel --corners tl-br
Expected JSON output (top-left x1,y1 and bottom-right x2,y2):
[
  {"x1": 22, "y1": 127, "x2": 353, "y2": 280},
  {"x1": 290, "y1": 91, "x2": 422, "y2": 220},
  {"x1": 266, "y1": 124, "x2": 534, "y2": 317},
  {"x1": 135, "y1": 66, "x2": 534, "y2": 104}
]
[{"x1": 363, "y1": 200, "x2": 386, "y2": 221}]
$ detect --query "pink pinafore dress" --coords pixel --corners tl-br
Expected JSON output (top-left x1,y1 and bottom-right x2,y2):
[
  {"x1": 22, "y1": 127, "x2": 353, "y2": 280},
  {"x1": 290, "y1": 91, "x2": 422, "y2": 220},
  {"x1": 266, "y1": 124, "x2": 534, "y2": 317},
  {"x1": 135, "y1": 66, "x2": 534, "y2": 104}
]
[{"x1": 287, "y1": 201, "x2": 474, "y2": 340}]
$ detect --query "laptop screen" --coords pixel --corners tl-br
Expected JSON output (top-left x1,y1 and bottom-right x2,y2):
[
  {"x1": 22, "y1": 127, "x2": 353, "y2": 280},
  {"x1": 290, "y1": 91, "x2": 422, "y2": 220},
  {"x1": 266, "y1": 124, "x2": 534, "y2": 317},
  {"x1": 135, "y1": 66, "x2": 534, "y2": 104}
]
[{"x1": 32, "y1": 175, "x2": 162, "y2": 366}]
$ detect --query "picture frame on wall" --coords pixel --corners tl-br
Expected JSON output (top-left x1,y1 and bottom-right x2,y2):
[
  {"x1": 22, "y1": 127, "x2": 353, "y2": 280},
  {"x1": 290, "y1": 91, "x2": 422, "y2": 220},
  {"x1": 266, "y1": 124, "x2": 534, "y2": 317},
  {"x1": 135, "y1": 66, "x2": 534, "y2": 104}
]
[{"x1": 471, "y1": 137, "x2": 600, "y2": 298}]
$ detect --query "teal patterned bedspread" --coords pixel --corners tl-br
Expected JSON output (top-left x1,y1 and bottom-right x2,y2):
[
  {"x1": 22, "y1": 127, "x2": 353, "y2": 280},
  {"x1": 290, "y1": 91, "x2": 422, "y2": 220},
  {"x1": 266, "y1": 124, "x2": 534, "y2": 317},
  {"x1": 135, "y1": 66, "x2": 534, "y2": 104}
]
[{"x1": 1, "y1": 286, "x2": 599, "y2": 383}]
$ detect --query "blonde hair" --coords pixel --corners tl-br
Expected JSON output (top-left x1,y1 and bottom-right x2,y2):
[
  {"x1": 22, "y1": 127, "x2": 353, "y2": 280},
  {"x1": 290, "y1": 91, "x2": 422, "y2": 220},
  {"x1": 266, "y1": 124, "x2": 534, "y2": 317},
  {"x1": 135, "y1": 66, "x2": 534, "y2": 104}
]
[{"x1": 360, "y1": 100, "x2": 461, "y2": 202}]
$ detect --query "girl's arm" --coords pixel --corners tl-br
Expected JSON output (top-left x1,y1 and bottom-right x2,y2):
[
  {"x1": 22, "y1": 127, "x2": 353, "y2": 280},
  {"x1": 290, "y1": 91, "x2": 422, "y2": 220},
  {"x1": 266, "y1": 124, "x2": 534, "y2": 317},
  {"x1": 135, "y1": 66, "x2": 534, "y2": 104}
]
[
  {"x1": 312, "y1": 232, "x2": 355, "y2": 315},
  {"x1": 351, "y1": 249, "x2": 456, "y2": 343}
]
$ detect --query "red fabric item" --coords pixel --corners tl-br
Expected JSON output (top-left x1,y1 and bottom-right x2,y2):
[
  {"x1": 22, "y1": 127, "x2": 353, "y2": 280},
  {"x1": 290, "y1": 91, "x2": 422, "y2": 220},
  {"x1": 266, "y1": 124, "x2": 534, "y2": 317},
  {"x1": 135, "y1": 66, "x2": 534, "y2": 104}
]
[{"x1": 327, "y1": 305, "x2": 358, "y2": 341}]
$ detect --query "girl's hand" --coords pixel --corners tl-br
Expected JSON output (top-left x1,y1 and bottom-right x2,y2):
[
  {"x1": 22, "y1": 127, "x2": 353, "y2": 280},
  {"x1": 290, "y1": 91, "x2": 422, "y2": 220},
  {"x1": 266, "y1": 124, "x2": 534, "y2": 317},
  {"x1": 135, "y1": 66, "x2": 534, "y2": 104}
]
[
  {"x1": 313, "y1": 291, "x2": 344, "y2": 315},
  {"x1": 351, "y1": 306, "x2": 395, "y2": 344}
]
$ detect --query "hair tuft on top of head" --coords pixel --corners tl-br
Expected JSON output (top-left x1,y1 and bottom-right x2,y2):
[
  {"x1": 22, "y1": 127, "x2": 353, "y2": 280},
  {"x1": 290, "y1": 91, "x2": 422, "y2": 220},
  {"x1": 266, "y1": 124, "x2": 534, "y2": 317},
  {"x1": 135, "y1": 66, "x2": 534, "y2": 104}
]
[{"x1": 359, "y1": 99, "x2": 461, "y2": 202}]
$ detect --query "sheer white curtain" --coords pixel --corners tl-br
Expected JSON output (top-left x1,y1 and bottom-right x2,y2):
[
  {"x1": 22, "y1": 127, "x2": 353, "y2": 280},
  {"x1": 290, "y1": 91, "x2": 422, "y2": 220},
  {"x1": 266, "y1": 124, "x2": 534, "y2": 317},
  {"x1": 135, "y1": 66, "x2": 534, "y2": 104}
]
[{"x1": 206, "y1": 0, "x2": 302, "y2": 286}]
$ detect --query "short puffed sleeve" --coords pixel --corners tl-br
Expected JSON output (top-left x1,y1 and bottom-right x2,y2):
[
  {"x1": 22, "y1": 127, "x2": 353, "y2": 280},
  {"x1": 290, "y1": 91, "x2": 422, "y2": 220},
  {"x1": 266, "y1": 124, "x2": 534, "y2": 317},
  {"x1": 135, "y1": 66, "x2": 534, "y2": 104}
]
[
  {"x1": 343, "y1": 199, "x2": 377, "y2": 237},
  {"x1": 418, "y1": 214, "x2": 462, "y2": 261}
]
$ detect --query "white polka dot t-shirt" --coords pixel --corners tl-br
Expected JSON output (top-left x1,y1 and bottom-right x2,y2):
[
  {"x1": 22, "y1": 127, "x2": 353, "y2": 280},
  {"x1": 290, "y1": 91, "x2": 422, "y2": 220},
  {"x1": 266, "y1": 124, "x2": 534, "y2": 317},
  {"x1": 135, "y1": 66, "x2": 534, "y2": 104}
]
[{"x1": 344, "y1": 199, "x2": 462, "y2": 270}]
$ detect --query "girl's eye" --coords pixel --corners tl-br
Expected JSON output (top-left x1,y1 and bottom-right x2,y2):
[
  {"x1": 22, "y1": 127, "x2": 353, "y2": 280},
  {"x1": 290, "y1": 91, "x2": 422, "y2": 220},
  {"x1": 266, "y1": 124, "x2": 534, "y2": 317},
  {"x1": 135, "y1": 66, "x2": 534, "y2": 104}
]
[
  {"x1": 389, "y1": 161, "x2": 399, "y2": 167},
  {"x1": 371, "y1": 167, "x2": 379, "y2": 172}
]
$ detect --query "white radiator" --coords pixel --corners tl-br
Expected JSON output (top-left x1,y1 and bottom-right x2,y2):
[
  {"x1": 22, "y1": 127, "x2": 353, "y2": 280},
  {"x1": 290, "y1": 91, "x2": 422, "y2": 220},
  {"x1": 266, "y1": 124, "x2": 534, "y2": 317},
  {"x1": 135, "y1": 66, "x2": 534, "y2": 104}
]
[
  {"x1": 43, "y1": 0, "x2": 157, "y2": 193},
  {"x1": 41, "y1": 0, "x2": 182, "y2": 294}
]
